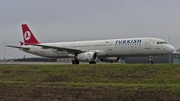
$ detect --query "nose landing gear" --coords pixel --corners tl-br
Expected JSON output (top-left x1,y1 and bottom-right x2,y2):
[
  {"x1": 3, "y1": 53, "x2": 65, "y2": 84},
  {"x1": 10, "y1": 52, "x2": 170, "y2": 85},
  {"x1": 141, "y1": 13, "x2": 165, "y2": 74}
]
[{"x1": 148, "y1": 55, "x2": 153, "y2": 64}]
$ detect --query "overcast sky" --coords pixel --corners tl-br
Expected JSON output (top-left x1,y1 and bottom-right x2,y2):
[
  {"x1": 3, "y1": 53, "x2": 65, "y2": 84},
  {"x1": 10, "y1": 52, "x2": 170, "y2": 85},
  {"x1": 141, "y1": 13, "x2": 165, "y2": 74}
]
[{"x1": 0, "y1": 0, "x2": 180, "y2": 59}]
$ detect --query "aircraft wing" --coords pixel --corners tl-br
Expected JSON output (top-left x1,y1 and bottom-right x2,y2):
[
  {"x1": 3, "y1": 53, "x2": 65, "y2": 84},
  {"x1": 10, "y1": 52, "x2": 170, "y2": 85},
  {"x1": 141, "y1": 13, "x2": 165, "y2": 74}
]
[
  {"x1": 6, "y1": 45, "x2": 30, "y2": 50},
  {"x1": 28, "y1": 44, "x2": 83, "y2": 53}
]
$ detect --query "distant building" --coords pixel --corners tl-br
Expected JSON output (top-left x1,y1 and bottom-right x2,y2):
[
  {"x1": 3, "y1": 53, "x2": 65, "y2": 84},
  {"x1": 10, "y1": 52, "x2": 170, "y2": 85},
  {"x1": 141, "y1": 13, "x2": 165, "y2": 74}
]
[
  {"x1": 176, "y1": 49, "x2": 180, "y2": 53},
  {"x1": 13, "y1": 57, "x2": 56, "y2": 62},
  {"x1": 8, "y1": 52, "x2": 180, "y2": 64},
  {"x1": 125, "y1": 53, "x2": 180, "y2": 64}
]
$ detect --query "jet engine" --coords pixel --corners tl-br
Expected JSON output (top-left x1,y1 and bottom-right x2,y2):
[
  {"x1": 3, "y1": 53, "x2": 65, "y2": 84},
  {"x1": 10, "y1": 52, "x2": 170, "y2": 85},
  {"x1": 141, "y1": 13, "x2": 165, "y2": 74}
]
[
  {"x1": 100, "y1": 57, "x2": 120, "y2": 62},
  {"x1": 77, "y1": 52, "x2": 97, "y2": 62}
]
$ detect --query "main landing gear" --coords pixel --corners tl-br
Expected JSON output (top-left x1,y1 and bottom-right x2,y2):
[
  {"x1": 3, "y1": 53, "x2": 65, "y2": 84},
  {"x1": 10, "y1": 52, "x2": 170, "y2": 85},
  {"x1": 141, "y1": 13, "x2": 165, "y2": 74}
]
[
  {"x1": 89, "y1": 61, "x2": 96, "y2": 64},
  {"x1": 72, "y1": 59, "x2": 79, "y2": 64},
  {"x1": 148, "y1": 55, "x2": 153, "y2": 64}
]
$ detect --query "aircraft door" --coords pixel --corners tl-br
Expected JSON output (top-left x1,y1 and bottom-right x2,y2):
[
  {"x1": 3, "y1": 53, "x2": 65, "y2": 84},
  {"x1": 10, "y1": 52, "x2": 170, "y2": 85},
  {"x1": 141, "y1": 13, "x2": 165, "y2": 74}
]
[
  {"x1": 108, "y1": 41, "x2": 113, "y2": 50},
  {"x1": 145, "y1": 39, "x2": 151, "y2": 49}
]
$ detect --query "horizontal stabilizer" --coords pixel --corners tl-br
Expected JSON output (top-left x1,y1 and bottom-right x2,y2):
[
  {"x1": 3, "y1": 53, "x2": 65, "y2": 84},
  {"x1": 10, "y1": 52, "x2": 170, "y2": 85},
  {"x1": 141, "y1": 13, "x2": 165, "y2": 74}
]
[{"x1": 6, "y1": 45, "x2": 30, "y2": 50}]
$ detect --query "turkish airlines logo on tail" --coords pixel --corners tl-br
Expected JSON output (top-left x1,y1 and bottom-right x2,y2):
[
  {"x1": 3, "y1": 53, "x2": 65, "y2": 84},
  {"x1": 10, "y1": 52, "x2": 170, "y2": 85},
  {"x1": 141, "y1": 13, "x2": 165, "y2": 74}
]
[{"x1": 24, "y1": 31, "x2": 31, "y2": 41}]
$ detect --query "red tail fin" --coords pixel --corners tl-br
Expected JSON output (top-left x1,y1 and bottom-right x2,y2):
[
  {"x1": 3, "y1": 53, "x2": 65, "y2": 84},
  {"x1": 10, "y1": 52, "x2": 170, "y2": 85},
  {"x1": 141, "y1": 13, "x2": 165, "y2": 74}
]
[{"x1": 22, "y1": 24, "x2": 40, "y2": 45}]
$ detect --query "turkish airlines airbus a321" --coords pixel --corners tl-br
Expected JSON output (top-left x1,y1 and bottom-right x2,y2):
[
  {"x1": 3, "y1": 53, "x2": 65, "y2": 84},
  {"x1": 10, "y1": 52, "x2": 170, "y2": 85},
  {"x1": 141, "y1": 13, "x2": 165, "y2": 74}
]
[{"x1": 7, "y1": 24, "x2": 175, "y2": 64}]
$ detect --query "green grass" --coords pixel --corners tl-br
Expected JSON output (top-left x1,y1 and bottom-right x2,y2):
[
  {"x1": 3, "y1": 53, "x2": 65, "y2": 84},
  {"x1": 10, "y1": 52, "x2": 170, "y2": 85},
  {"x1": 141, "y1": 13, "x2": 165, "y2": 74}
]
[
  {"x1": 1, "y1": 64, "x2": 180, "y2": 100},
  {"x1": 0, "y1": 64, "x2": 180, "y2": 84}
]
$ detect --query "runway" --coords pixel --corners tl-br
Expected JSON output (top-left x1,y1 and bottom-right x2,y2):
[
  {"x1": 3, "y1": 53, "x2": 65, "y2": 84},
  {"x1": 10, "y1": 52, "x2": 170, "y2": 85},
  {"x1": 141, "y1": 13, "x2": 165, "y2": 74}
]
[
  {"x1": 0, "y1": 62, "x2": 119, "y2": 65},
  {"x1": 0, "y1": 62, "x2": 73, "y2": 65}
]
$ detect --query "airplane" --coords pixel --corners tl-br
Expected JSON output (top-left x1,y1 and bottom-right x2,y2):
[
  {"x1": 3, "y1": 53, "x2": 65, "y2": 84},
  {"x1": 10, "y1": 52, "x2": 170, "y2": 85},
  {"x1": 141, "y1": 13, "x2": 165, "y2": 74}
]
[{"x1": 6, "y1": 24, "x2": 175, "y2": 64}]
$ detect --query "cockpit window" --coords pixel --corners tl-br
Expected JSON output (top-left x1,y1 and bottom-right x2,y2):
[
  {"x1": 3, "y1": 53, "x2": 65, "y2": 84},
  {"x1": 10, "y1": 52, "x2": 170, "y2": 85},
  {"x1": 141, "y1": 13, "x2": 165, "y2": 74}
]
[{"x1": 157, "y1": 41, "x2": 167, "y2": 44}]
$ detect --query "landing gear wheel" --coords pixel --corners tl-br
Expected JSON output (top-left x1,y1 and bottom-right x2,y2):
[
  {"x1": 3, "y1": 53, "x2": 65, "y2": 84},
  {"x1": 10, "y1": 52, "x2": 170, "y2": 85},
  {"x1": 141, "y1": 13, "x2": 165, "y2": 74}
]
[
  {"x1": 148, "y1": 61, "x2": 153, "y2": 64},
  {"x1": 72, "y1": 60, "x2": 79, "y2": 64},
  {"x1": 89, "y1": 61, "x2": 96, "y2": 64}
]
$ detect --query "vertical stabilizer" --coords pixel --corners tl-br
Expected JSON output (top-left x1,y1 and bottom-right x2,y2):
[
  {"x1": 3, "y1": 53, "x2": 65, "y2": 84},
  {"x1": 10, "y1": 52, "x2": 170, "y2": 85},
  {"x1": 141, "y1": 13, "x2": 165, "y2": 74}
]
[{"x1": 22, "y1": 24, "x2": 40, "y2": 45}]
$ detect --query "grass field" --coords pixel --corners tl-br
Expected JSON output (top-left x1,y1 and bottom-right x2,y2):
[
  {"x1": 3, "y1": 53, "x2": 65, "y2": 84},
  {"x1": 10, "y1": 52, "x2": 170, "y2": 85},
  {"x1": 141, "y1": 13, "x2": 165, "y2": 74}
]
[{"x1": 0, "y1": 64, "x2": 180, "y2": 101}]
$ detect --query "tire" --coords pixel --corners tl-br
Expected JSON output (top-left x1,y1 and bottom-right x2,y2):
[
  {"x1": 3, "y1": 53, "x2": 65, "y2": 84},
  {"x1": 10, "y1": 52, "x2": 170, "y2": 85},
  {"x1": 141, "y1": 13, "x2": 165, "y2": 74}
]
[
  {"x1": 89, "y1": 61, "x2": 96, "y2": 64},
  {"x1": 72, "y1": 60, "x2": 79, "y2": 64},
  {"x1": 148, "y1": 61, "x2": 153, "y2": 64}
]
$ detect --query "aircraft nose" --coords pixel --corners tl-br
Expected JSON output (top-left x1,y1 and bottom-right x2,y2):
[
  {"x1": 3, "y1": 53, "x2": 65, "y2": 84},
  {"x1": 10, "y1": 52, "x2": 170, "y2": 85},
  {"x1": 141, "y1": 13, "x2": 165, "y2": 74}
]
[{"x1": 169, "y1": 45, "x2": 175, "y2": 53}]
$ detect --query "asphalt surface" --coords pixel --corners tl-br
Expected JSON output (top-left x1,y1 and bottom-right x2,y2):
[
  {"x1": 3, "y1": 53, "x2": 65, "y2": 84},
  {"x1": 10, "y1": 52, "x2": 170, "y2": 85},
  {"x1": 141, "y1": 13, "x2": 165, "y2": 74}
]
[{"x1": 0, "y1": 62, "x2": 119, "y2": 65}]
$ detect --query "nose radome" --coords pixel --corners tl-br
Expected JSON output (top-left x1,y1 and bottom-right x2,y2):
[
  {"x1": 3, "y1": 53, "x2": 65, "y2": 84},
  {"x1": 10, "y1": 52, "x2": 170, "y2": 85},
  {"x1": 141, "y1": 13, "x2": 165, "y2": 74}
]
[{"x1": 169, "y1": 45, "x2": 175, "y2": 53}]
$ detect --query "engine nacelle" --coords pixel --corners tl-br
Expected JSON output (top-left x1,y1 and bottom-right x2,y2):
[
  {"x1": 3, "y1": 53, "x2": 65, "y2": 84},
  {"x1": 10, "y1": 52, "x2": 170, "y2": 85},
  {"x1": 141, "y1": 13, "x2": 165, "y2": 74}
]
[
  {"x1": 77, "y1": 52, "x2": 97, "y2": 62},
  {"x1": 100, "y1": 57, "x2": 120, "y2": 62}
]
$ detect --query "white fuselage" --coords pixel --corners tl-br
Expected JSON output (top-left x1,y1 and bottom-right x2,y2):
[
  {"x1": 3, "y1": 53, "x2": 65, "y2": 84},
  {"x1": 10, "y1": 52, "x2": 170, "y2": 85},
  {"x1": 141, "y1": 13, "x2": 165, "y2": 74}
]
[{"x1": 20, "y1": 37, "x2": 174, "y2": 58}]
